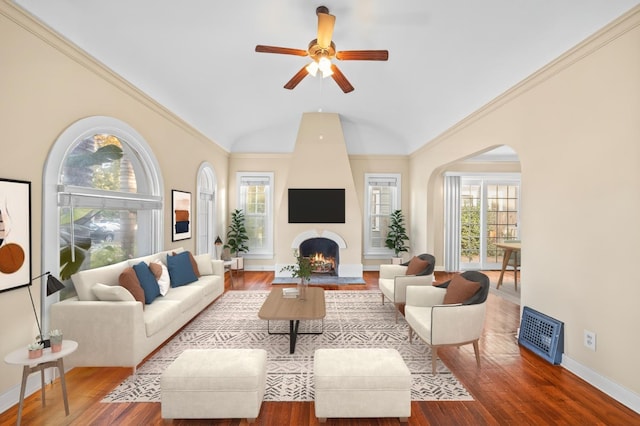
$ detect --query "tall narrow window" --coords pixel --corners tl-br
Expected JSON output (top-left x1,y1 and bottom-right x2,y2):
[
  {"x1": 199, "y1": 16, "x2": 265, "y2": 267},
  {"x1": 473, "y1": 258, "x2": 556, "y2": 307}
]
[
  {"x1": 237, "y1": 172, "x2": 273, "y2": 258},
  {"x1": 197, "y1": 163, "x2": 217, "y2": 255},
  {"x1": 364, "y1": 173, "x2": 401, "y2": 257}
]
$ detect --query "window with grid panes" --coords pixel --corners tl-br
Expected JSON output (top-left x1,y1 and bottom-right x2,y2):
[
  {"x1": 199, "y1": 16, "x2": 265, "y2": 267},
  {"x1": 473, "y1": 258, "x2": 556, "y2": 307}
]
[
  {"x1": 364, "y1": 173, "x2": 401, "y2": 257},
  {"x1": 238, "y1": 172, "x2": 273, "y2": 257}
]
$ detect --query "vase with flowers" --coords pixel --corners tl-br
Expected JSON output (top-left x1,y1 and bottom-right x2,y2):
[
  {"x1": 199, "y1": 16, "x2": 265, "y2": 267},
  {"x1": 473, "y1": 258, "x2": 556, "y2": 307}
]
[{"x1": 280, "y1": 249, "x2": 316, "y2": 300}]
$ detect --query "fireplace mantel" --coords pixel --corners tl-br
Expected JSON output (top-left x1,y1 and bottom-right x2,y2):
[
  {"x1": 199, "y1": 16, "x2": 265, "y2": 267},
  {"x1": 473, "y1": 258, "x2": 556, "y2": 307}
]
[{"x1": 291, "y1": 230, "x2": 346, "y2": 249}]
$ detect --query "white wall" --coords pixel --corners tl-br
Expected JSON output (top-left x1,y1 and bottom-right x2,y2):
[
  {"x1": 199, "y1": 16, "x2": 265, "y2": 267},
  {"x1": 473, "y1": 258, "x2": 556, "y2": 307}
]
[
  {"x1": 0, "y1": 2, "x2": 229, "y2": 406},
  {"x1": 411, "y1": 6, "x2": 640, "y2": 405}
]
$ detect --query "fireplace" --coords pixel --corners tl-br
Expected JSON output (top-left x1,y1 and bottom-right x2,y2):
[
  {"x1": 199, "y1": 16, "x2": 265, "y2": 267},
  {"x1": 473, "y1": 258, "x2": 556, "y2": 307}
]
[
  {"x1": 278, "y1": 229, "x2": 361, "y2": 279},
  {"x1": 299, "y1": 238, "x2": 339, "y2": 276}
]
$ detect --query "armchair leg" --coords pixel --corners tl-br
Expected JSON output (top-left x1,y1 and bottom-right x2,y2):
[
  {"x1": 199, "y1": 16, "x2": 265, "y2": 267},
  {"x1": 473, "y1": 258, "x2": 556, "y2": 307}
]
[
  {"x1": 408, "y1": 327, "x2": 413, "y2": 343},
  {"x1": 393, "y1": 303, "x2": 404, "y2": 324},
  {"x1": 431, "y1": 347, "x2": 438, "y2": 374},
  {"x1": 472, "y1": 340, "x2": 481, "y2": 368}
]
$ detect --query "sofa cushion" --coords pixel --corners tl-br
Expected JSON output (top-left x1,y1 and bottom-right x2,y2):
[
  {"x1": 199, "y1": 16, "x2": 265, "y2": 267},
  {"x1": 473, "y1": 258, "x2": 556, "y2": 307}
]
[
  {"x1": 160, "y1": 284, "x2": 205, "y2": 313},
  {"x1": 194, "y1": 252, "x2": 213, "y2": 276},
  {"x1": 443, "y1": 274, "x2": 481, "y2": 305},
  {"x1": 72, "y1": 260, "x2": 129, "y2": 301},
  {"x1": 143, "y1": 299, "x2": 182, "y2": 337},
  {"x1": 119, "y1": 267, "x2": 145, "y2": 306},
  {"x1": 133, "y1": 261, "x2": 161, "y2": 304},
  {"x1": 173, "y1": 250, "x2": 201, "y2": 277},
  {"x1": 188, "y1": 251, "x2": 201, "y2": 277},
  {"x1": 167, "y1": 251, "x2": 198, "y2": 287},
  {"x1": 406, "y1": 256, "x2": 429, "y2": 275},
  {"x1": 92, "y1": 283, "x2": 135, "y2": 302},
  {"x1": 150, "y1": 260, "x2": 171, "y2": 296},
  {"x1": 190, "y1": 274, "x2": 221, "y2": 297}
]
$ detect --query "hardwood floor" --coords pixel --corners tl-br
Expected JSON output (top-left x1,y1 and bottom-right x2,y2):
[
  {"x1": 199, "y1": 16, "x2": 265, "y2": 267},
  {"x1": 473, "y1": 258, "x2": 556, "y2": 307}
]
[{"x1": 2, "y1": 271, "x2": 638, "y2": 425}]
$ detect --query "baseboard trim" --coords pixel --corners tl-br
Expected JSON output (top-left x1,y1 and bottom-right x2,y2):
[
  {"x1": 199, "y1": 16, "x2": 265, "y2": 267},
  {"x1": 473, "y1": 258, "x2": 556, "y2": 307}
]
[
  {"x1": 562, "y1": 355, "x2": 640, "y2": 414},
  {"x1": 0, "y1": 369, "x2": 56, "y2": 415}
]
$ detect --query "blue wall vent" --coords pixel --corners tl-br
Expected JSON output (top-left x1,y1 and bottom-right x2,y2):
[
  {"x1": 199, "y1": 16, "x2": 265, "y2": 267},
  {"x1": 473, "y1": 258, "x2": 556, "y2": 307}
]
[{"x1": 518, "y1": 306, "x2": 564, "y2": 365}]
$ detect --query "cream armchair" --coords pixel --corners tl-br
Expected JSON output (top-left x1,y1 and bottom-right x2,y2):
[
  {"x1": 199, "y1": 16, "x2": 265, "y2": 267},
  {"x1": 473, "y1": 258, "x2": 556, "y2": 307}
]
[
  {"x1": 404, "y1": 271, "x2": 490, "y2": 373},
  {"x1": 379, "y1": 254, "x2": 436, "y2": 322}
]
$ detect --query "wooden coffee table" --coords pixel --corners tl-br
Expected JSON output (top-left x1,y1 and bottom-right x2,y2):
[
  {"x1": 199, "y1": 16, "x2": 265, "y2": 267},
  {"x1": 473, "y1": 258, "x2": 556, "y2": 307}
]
[{"x1": 258, "y1": 287, "x2": 326, "y2": 353}]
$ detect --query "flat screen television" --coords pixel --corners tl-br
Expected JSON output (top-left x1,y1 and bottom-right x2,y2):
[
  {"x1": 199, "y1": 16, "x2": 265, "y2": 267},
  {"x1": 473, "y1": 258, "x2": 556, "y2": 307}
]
[{"x1": 288, "y1": 188, "x2": 345, "y2": 223}]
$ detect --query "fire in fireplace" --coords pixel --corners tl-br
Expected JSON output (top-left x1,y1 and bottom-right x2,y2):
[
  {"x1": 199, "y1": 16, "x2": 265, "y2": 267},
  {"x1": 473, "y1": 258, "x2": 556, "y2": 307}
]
[{"x1": 300, "y1": 237, "x2": 339, "y2": 276}]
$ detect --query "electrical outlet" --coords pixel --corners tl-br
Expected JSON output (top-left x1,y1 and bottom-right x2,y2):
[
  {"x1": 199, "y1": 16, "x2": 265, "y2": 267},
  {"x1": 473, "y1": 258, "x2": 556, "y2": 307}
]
[{"x1": 584, "y1": 330, "x2": 596, "y2": 351}]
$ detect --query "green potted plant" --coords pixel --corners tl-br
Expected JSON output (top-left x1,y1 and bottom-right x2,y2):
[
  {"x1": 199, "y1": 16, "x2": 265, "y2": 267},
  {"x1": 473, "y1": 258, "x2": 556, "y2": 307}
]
[
  {"x1": 27, "y1": 342, "x2": 44, "y2": 359},
  {"x1": 224, "y1": 209, "x2": 249, "y2": 270},
  {"x1": 280, "y1": 249, "x2": 316, "y2": 300},
  {"x1": 385, "y1": 209, "x2": 410, "y2": 263},
  {"x1": 49, "y1": 329, "x2": 64, "y2": 353}
]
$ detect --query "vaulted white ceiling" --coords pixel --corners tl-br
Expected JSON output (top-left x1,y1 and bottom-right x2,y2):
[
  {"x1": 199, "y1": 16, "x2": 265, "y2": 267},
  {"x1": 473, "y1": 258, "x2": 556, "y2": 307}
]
[{"x1": 14, "y1": 1, "x2": 640, "y2": 156}]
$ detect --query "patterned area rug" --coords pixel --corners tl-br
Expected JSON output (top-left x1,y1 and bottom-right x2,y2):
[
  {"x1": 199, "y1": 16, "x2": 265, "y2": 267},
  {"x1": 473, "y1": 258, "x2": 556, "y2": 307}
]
[
  {"x1": 102, "y1": 290, "x2": 472, "y2": 403},
  {"x1": 271, "y1": 276, "x2": 365, "y2": 285}
]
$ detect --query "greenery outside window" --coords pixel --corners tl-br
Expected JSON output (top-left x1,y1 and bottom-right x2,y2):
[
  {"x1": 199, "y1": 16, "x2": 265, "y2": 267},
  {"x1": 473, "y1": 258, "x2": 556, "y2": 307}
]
[
  {"x1": 44, "y1": 117, "x2": 162, "y2": 310},
  {"x1": 237, "y1": 172, "x2": 273, "y2": 258}
]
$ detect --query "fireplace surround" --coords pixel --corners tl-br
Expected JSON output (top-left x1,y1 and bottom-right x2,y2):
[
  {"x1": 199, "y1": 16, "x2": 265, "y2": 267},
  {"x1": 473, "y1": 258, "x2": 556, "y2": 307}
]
[{"x1": 276, "y1": 230, "x2": 362, "y2": 278}]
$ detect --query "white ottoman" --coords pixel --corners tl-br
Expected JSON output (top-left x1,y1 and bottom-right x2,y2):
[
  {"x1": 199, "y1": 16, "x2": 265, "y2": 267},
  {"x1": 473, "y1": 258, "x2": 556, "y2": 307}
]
[
  {"x1": 314, "y1": 348, "x2": 411, "y2": 422},
  {"x1": 161, "y1": 348, "x2": 267, "y2": 422}
]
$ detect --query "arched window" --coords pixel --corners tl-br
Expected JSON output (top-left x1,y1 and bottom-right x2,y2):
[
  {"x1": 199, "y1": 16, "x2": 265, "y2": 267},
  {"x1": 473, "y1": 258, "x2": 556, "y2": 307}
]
[
  {"x1": 42, "y1": 116, "x2": 163, "y2": 329},
  {"x1": 197, "y1": 163, "x2": 218, "y2": 255}
]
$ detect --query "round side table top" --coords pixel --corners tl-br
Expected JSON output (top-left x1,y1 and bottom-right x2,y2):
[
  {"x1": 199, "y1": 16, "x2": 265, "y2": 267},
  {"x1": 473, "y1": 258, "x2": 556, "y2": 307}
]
[{"x1": 4, "y1": 340, "x2": 78, "y2": 366}]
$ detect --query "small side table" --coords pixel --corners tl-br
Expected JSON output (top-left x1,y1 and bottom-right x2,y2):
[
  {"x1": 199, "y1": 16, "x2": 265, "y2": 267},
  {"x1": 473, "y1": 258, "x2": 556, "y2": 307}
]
[
  {"x1": 4, "y1": 340, "x2": 78, "y2": 426},
  {"x1": 223, "y1": 259, "x2": 240, "y2": 288}
]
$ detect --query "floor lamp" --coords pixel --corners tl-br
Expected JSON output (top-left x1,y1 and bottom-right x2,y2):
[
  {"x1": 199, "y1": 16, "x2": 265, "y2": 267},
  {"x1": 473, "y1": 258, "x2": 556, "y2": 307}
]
[{"x1": 27, "y1": 271, "x2": 65, "y2": 347}]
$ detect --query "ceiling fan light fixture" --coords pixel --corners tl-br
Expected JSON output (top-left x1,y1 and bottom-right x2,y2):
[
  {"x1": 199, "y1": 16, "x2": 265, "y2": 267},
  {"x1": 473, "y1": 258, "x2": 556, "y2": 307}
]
[
  {"x1": 318, "y1": 57, "x2": 333, "y2": 78},
  {"x1": 306, "y1": 61, "x2": 319, "y2": 77}
]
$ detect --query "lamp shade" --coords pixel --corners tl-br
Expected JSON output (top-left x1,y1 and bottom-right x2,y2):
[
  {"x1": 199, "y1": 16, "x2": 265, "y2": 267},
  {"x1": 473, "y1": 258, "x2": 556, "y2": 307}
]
[
  {"x1": 215, "y1": 236, "x2": 223, "y2": 245},
  {"x1": 46, "y1": 274, "x2": 65, "y2": 296}
]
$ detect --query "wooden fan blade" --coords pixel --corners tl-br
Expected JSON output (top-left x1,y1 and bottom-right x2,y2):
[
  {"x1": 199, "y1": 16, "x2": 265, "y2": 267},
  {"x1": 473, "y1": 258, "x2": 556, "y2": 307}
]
[
  {"x1": 255, "y1": 45, "x2": 308, "y2": 56},
  {"x1": 330, "y1": 64, "x2": 354, "y2": 93},
  {"x1": 317, "y1": 10, "x2": 336, "y2": 49},
  {"x1": 336, "y1": 50, "x2": 389, "y2": 61},
  {"x1": 284, "y1": 66, "x2": 309, "y2": 90}
]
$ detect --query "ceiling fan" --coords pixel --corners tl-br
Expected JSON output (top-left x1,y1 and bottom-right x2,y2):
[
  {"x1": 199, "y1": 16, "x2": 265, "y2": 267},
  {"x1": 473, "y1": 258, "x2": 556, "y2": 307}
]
[{"x1": 255, "y1": 6, "x2": 388, "y2": 93}]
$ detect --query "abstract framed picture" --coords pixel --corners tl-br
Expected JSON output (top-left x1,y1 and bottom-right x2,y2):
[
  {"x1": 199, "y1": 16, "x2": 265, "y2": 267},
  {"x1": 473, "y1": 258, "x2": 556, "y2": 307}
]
[
  {"x1": 0, "y1": 178, "x2": 32, "y2": 294},
  {"x1": 172, "y1": 190, "x2": 191, "y2": 241}
]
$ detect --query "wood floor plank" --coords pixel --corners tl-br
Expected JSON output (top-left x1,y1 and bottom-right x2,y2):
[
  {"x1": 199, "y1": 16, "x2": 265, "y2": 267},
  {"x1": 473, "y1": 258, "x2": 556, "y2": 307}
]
[{"x1": 1, "y1": 270, "x2": 638, "y2": 425}]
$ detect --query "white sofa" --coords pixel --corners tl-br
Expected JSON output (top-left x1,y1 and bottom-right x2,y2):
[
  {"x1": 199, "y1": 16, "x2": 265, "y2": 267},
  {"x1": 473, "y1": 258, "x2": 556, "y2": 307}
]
[{"x1": 51, "y1": 248, "x2": 224, "y2": 370}]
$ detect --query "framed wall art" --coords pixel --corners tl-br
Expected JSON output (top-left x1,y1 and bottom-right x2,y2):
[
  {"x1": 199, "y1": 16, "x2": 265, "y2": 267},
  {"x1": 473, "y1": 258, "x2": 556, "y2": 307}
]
[
  {"x1": 172, "y1": 190, "x2": 192, "y2": 241},
  {"x1": 0, "y1": 178, "x2": 32, "y2": 294}
]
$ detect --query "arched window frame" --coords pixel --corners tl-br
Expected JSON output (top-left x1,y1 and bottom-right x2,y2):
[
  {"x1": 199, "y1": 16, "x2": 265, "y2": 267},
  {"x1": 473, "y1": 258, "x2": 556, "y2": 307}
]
[
  {"x1": 42, "y1": 116, "x2": 163, "y2": 331},
  {"x1": 196, "y1": 162, "x2": 218, "y2": 255}
]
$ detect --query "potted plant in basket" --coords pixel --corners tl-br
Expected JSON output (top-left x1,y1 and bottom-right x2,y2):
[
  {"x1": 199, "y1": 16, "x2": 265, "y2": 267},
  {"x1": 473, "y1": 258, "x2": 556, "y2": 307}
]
[
  {"x1": 280, "y1": 250, "x2": 316, "y2": 300},
  {"x1": 385, "y1": 209, "x2": 410, "y2": 264},
  {"x1": 224, "y1": 209, "x2": 249, "y2": 270}
]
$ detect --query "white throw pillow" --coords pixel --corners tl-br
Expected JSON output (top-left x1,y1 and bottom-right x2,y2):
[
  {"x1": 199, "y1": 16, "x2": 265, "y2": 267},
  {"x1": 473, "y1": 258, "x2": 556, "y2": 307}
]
[
  {"x1": 194, "y1": 252, "x2": 213, "y2": 276},
  {"x1": 153, "y1": 259, "x2": 171, "y2": 296},
  {"x1": 92, "y1": 283, "x2": 135, "y2": 302}
]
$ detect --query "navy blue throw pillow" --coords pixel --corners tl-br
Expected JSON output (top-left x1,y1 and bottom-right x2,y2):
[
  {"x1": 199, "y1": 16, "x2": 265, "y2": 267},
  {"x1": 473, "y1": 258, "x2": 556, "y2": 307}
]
[
  {"x1": 133, "y1": 261, "x2": 161, "y2": 304},
  {"x1": 167, "y1": 251, "x2": 198, "y2": 287}
]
